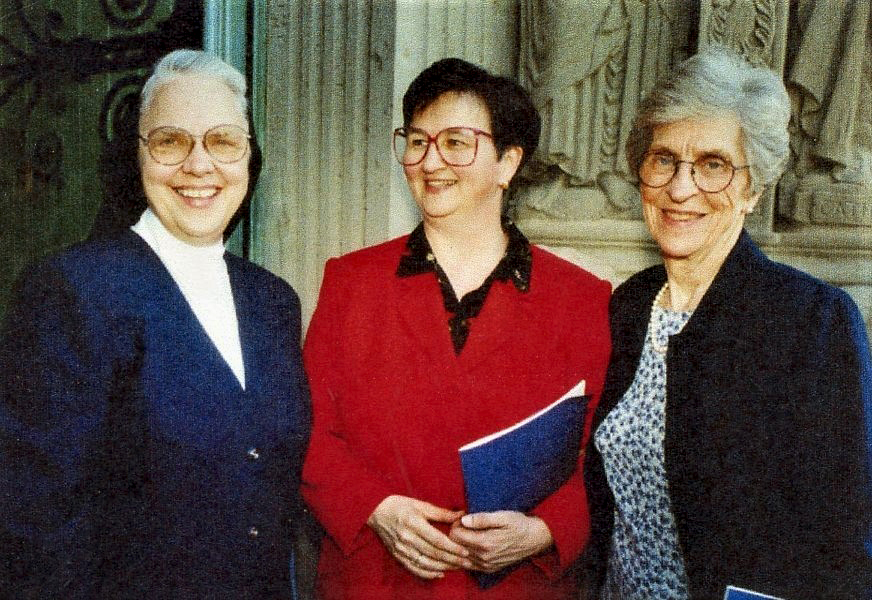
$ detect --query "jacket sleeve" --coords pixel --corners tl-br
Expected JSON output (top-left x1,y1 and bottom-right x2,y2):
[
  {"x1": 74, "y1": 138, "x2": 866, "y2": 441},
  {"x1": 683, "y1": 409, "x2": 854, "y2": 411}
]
[
  {"x1": 529, "y1": 276, "x2": 613, "y2": 577},
  {"x1": 0, "y1": 262, "x2": 115, "y2": 598},
  {"x1": 811, "y1": 289, "x2": 872, "y2": 595},
  {"x1": 300, "y1": 258, "x2": 400, "y2": 555}
]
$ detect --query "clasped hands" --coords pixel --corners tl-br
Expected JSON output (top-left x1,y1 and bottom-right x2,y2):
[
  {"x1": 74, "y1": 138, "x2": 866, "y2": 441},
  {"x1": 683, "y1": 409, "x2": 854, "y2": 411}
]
[{"x1": 367, "y1": 494, "x2": 554, "y2": 580}]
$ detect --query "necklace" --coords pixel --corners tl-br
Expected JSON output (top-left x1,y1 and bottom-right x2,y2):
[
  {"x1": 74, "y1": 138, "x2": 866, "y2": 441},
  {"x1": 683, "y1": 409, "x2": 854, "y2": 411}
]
[
  {"x1": 649, "y1": 282, "x2": 670, "y2": 354},
  {"x1": 653, "y1": 281, "x2": 670, "y2": 309}
]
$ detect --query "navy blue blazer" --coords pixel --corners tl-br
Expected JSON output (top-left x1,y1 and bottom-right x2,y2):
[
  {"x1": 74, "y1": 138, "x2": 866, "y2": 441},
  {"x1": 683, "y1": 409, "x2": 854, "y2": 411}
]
[
  {"x1": 0, "y1": 230, "x2": 310, "y2": 598},
  {"x1": 584, "y1": 231, "x2": 872, "y2": 599}
]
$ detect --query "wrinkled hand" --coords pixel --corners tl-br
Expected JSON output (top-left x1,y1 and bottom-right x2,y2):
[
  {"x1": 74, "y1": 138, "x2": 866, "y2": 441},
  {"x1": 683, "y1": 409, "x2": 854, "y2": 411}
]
[
  {"x1": 367, "y1": 495, "x2": 473, "y2": 579},
  {"x1": 448, "y1": 511, "x2": 553, "y2": 573}
]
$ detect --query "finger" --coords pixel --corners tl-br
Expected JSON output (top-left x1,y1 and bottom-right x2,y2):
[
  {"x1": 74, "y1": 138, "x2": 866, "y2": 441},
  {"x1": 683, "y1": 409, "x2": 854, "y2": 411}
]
[
  {"x1": 416, "y1": 500, "x2": 465, "y2": 524},
  {"x1": 461, "y1": 511, "x2": 513, "y2": 530},
  {"x1": 401, "y1": 558, "x2": 444, "y2": 580},
  {"x1": 395, "y1": 520, "x2": 472, "y2": 568},
  {"x1": 413, "y1": 520, "x2": 472, "y2": 562},
  {"x1": 447, "y1": 526, "x2": 487, "y2": 551},
  {"x1": 411, "y1": 535, "x2": 474, "y2": 569},
  {"x1": 402, "y1": 545, "x2": 467, "y2": 573},
  {"x1": 462, "y1": 551, "x2": 503, "y2": 573},
  {"x1": 397, "y1": 550, "x2": 446, "y2": 579}
]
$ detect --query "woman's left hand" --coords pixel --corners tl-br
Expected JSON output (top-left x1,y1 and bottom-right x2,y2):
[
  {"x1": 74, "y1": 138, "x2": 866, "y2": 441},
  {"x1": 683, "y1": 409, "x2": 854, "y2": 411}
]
[{"x1": 448, "y1": 511, "x2": 553, "y2": 573}]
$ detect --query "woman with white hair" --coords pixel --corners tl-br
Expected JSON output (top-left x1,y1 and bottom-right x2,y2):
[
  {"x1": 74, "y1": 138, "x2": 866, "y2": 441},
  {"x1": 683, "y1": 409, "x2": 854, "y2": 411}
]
[
  {"x1": 0, "y1": 50, "x2": 310, "y2": 598},
  {"x1": 583, "y1": 46, "x2": 871, "y2": 599}
]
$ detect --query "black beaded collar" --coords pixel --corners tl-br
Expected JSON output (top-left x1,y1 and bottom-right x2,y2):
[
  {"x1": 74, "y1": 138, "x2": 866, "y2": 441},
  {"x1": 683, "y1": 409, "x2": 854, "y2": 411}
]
[{"x1": 396, "y1": 219, "x2": 532, "y2": 354}]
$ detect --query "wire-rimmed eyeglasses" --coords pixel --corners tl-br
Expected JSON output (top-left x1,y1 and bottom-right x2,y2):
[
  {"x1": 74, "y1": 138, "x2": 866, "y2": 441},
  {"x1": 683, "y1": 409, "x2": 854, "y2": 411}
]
[
  {"x1": 393, "y1": 126, "x2": 493, "y2": 167},
  {"x1": 139, "y1": 124, "x2": 251, "y2": 166},
  {"x1": 639, "y1": 151, "x2": 750, "y2": 193}
]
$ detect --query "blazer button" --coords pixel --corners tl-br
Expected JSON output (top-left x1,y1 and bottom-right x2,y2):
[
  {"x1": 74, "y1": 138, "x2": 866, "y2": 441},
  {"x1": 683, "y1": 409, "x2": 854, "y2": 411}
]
[
  {"x1": 246, "y1": 447, "x2": 260, "y2": 460},
  {"x1": 248, "y1": 526, "x2": 259, "y2": 539}
]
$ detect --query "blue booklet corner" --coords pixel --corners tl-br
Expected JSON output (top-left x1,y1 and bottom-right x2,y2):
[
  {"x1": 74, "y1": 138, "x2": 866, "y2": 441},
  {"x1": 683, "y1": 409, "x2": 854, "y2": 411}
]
[
  {"x1": 458, "y1": 380, "x2": 588, "y2": 588},
  {"x1": 724, "y1": 585, "x2": 785, "y2": 600}
]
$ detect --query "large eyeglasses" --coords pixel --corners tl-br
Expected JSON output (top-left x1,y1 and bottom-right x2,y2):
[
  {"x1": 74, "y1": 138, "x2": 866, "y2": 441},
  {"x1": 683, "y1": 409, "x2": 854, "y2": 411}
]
[
  {"x1": 139, "y1": 124, "x2": 251, "y2": 166},
  {"x1": 639, "y1": 151, "x2": 750, "y2": 193},
  {"x1": 393, "y1": 126, "x2": 493, "y2": 167}
]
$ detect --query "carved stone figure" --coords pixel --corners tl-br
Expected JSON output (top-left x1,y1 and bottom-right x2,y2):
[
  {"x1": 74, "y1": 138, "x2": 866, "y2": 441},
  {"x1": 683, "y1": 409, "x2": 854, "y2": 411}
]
[
  {"x1": 779, "y1": 0, "x2": 872, "y2": 226},
  {"x1": 516, "y1": 0, "x2": 693, "y2": 220}
]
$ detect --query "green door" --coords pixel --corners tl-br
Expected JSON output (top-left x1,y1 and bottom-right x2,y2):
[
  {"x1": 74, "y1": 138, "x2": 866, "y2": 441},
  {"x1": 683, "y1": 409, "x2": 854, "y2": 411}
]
[{"x1": 0, "y1": 0, "x2": 204, "y2": 320}]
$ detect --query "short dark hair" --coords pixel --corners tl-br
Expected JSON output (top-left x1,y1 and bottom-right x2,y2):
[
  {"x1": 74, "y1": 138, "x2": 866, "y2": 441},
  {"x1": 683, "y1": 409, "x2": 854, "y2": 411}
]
[{"x1": 402, "y1": 58, "x2": 541, "y2": 169}]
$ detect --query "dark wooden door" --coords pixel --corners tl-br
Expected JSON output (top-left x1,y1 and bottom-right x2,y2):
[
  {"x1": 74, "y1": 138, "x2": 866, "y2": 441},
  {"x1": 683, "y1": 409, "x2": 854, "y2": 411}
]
[{"x1": 0, "y1": 0, "x2": 203, "y2": 320}]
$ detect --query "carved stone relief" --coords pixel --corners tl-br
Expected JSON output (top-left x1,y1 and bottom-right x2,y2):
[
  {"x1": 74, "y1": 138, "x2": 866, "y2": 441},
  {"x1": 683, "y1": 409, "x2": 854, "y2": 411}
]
[
  {"x1": 515, "y1": 0, "x2": 871, "y2": 234},
  {"x1": 516, "y1": 0, "x2": 694, "y2": 221},
  {"x1": 778, "y1": 0, "x2": 872, "y2": 227}
]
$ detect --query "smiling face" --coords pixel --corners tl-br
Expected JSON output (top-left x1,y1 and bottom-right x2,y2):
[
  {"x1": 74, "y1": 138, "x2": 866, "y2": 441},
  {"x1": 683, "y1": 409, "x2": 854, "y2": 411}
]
[
  {"x1": 403, "y1": 91, "x2": 520, "y2": 225},
  {"x1": 641, "y1": 114, "x2": 759, "y2": 268},
  {"x1": 138, "y1": 73, "x2": 249, "y2": 246}
]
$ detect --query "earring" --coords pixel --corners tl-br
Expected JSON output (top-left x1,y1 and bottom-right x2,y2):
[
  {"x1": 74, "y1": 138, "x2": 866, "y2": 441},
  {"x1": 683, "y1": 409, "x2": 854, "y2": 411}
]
[{"x1": 499, "y1": 181, "x2": 509, "y2": 190}]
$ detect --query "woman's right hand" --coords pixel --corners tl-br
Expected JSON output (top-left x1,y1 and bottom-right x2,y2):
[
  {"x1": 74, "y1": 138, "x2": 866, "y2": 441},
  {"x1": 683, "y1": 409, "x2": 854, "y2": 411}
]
[{"x1": 367, "y1": 495, "x2": 473, "y2": 579}]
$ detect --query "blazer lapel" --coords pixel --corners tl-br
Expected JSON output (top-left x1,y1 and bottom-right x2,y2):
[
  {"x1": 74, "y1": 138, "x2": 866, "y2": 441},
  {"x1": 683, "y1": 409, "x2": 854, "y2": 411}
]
[
  {"x1": 458, "y1": 279, "x2": 536, "y2": 372},
  {"x1": 127, "y1": 232, "x2": 244, "y2": 394},
  {"x1": 393, "y1": 272, "x2": 460, "y2": 370},
  {"x1": 225, "y1": 255, "x2": 262, "y2": 395}
]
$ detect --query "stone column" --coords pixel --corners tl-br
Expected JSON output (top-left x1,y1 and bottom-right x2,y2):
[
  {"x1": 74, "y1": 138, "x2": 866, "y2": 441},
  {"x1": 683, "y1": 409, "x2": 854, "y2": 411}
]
[
  {"x1": 252, "y1": 0, "x2": 396, "y2": 324},
  {"x1": 204, "y1": 0, "x2": 249, "y2": 256}
]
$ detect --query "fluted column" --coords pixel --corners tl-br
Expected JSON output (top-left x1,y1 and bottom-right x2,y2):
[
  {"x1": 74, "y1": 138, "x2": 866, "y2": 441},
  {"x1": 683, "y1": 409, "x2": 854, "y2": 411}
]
[{"x1": 252, "y1": 0, "x2": 396, "y2": 324}]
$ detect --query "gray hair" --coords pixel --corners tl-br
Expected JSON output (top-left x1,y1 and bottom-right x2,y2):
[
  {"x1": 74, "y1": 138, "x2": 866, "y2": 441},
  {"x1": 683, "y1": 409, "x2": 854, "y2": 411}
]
[
  {"x1": 625, "y1": 45, "x2": 790, "y2": 194},
  {"x1": 140, "y1": 49, "x2": 248, "y2": 119}
]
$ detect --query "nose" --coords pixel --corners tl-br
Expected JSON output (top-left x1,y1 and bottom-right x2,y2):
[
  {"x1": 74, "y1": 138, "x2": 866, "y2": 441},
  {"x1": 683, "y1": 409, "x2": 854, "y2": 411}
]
[
  {"x1": 666, "y1": 161, "x2": 698, "y2": 203},
  {"x1": 420, "y1": 140, "x2": 446, "y2": 172},
  {"x1": 181, "y1": 140, "x2": 215, "y2": 175}
]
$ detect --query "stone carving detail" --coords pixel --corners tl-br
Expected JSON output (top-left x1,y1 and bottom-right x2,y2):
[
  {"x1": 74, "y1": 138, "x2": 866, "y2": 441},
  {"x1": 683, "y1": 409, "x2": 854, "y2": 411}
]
[
  {"x1": 516, "y1": 0, "x2": 871, "y2": 231},
  {"x1": 778, "y1": 0, "x2": 872, "y2": 226},
  {"x1": 701, "y1": 0, "x2": 780, "y2": 67},
  {"x1": 516, "y1": 0, "x2": 693, "y2": 220},
  {"x1": 697, "y1": 0, "x2": 788, "y2": 227}
]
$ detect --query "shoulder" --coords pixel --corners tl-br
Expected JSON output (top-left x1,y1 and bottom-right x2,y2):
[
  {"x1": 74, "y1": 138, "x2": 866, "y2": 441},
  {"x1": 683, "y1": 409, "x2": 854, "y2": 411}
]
[
  {"x1": 318, "y1": 235, "x2": 409, "y2": 287},
  {"x1": 748, "y1": 252, "x2": 857, "y2": 321},
  {"x1": 530, "y1": 245, "x2": 612, "y2": 300},
  {"x1": 611, "y1": 264, "x2": 663, "y2": 313},
  {"x1": 707, "y1": 238, "x2": 866, "y2": 351},
  {"x1": 329, "y1": 235, "x2": 408, "y2": 271},
  {"x1": 225, "y1": 252, "x2": 300, "y2": 308},
  {"x1": 23, "y1": 231, "x2": 146, "y2": 292}
]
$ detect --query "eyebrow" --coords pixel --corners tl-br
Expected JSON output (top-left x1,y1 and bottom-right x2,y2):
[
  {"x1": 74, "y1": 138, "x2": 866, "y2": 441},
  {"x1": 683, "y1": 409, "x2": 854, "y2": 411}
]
[{"x1": 647, "y1": 144, "x2": 733, "y2": 162}]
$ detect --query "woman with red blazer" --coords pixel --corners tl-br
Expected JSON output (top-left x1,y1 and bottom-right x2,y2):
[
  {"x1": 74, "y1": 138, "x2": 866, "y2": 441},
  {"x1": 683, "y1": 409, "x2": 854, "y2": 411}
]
[{"x1": 302, "y1": 58, "x2": 612, "y2": 599}]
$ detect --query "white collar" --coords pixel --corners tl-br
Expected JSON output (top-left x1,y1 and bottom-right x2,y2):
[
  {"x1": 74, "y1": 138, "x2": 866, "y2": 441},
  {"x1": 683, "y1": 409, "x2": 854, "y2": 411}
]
[{"x1": 132, "y1": 208, "x2": 226, "y2": 263}]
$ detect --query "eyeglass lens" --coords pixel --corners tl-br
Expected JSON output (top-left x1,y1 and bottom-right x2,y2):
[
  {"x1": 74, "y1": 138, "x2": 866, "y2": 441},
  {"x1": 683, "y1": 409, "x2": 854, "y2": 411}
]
[
  {"x1": 393, "y1": 127, "x2": 479, "y2": 167},
  {"x1": 145, "y1": 125, "x2": 249, "y2": 165},
  {"x1": 639, "y1": 152, "x2": 736, "y2": 193}
]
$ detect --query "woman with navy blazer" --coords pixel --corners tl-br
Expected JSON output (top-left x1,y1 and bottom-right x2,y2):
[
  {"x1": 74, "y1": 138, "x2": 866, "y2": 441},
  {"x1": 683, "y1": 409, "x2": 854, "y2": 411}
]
[
  {"x1": 302, "y1": 59, "x2": 611, "y2": 598},
  {"x1": 0, "y1": 50, "x2": 310, "y2": 598},
  {"x1": 583, "y1": 46, "x2": 872, "y2": 599}
]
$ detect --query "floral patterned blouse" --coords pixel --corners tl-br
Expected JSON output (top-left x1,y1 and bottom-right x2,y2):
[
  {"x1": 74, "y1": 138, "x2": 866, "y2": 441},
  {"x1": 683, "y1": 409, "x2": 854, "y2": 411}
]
[{"x1": 595, "y1": 303, "x2": 693, "y2": 599}]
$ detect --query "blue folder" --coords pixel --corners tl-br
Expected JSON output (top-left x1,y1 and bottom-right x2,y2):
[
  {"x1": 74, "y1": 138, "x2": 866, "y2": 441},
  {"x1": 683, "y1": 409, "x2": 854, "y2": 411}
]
[
  {"x1": 723, "y1": 585, "x2": 785, "y2": 600},
  {"x1": 458, "y1": 381, "x2": 588, "y2": 588}
]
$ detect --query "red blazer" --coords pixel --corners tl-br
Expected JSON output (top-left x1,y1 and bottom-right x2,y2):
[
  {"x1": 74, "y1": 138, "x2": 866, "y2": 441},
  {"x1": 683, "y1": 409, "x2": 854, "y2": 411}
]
[{"x1": 302, "y1": 235, "x2": 611, "y2": 599}]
